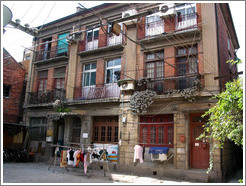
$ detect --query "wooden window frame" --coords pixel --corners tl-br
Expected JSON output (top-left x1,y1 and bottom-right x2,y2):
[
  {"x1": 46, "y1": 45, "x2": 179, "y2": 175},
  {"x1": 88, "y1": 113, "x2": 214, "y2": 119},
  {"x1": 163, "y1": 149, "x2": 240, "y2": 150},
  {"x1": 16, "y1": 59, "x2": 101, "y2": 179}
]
[
  {"x1": 93, "y1": 116, "x2": 118, "y2": 143},
  {"x1": 140, "y1": 114, "x2": 174, "y2": 148}
]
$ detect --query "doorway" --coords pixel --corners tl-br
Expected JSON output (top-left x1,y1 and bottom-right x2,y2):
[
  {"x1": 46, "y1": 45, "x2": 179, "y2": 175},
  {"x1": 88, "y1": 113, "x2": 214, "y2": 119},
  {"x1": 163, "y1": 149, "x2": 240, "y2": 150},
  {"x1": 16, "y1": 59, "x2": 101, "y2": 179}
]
[{"x1": 190, "y1": 113, "x2": 209, "y2": 169}]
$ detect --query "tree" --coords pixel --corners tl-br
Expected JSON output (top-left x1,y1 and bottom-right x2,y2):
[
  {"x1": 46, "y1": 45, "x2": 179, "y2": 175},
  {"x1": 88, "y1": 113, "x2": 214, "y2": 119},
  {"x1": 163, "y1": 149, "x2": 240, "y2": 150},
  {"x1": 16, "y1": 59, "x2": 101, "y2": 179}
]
[
  {"x1": 199, "y1": 60, "x2": 243, "y2": 176},
  {"x1": 202, "y1": 77, "x2": 243, "y2": 147}
]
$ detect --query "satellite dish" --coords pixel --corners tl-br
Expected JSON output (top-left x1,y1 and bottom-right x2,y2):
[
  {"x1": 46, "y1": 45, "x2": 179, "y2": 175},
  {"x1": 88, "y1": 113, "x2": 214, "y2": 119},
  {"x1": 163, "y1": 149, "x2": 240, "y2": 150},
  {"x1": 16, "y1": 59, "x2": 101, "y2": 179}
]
[{"x1": 3, "y1": 5, "x2": 13, "y2": 27}]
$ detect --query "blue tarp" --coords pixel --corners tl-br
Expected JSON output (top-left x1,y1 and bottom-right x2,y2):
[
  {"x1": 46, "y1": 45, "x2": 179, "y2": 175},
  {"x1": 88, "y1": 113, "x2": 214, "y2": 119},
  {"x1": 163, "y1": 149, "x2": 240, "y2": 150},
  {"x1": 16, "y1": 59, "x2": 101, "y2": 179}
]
[{"x1": 149, "y1": 147, "x2": 169, "y2": 154}]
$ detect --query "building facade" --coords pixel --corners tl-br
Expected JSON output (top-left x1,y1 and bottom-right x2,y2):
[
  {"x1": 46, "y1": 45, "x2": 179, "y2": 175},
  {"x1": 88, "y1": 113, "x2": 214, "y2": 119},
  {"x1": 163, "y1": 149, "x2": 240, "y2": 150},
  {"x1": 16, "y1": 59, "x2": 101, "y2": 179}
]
[
  {"x1": 23, "y1": 3, "x2": 240, "y2": 182},
  {"x1": 3, "y1": 48, "x2": 27, "y2": 148}
]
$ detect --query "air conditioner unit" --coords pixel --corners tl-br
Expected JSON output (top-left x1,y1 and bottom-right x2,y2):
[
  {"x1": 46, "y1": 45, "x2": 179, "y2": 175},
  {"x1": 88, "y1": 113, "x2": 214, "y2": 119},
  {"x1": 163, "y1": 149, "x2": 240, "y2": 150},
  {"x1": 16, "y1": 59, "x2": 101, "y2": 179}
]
[
  {"x1": 122, "y1": 9, "x2": 138, "y2": 26},
  {"x1": 151, "y1": 153, "x2": 167, "y2": 161},
  {"x1": 120, "y1": 81, "x2": 135, "y2": 91},
  {"x1": 158, "y1": 3, "x2": 175, "y2": 18}
]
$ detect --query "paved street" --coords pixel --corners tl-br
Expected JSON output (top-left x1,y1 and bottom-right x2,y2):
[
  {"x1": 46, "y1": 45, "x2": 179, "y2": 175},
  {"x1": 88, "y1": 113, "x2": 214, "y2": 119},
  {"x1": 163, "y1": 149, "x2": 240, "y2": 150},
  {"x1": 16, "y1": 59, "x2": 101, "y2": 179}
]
[
  {"x1": 2, "y1": 162, "x2": 243, "y2": 184},
  {"x1": 2, "y1": 162, "x2": 192, "y2": 184}
]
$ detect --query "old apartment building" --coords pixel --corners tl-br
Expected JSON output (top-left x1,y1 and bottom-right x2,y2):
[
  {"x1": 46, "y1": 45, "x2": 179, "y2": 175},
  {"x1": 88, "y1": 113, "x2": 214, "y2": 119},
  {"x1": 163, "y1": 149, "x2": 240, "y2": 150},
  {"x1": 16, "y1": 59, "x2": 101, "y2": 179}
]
[
  {"x1": 24, "y1": 3, "x2": 240, "y2": 182},
  {"x1": 3, "y1": 48, "x2": 27, "y2": 147}
]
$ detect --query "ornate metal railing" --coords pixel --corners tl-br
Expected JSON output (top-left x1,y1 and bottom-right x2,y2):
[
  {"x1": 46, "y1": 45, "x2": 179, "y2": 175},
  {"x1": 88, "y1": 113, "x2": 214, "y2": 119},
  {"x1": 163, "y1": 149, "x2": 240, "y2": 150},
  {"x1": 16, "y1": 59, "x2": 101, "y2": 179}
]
[
  {"x1": 74, "y1": 83, "x2": 120, "y2": 100},
  {"x1": 29, "y1": 89, "x2": 66, "y2": 104},
  {"x1": 34, "y1": 44, "x2": 69, "y2": 62},
  {"x1": 78, "y1": 33, "x2": 124, "y2": 52},
  {"x1": 136, "y1": 73, "x2": 200, "y2": 94},
  {"x1": 176, "y1": 13, "x2": 198, "y2": 31}
]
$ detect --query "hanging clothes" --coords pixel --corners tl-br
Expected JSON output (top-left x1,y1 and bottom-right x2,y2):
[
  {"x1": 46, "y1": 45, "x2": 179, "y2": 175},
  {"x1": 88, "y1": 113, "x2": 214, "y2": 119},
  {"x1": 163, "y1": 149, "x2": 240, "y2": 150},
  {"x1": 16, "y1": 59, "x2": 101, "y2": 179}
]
[
  {"x1": 66, "y1": 150, "x2": 74, "y2": 166},
  {"x1": 87, "y1": 147, "x2": 92, "y2": 163},
  {"x1": 60, "y1": 150, "x2": 67, "y2": 167},
  {"x1": 73, "y1": 150, "x2": 80, "y2": 167},
  {"x1": 142, "y1": 146, "x2": 145, "y2": 160},
  {"x1": 133, "y1": 145, "x2": 144, "y2": 163},
  {"x1": 84, "y1": 154, "x2": 89, "y2": 174},
  {"x1": 76, "y1": 151, "x2": 84, "y2": 167}
]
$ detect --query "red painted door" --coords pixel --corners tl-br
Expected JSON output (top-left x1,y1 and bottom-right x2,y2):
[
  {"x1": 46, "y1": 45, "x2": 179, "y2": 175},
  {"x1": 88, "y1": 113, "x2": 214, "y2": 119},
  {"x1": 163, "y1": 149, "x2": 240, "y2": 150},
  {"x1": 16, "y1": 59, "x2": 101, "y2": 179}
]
[{"x1": 190, "y1": 114, "x2": 209, "y2": 169}]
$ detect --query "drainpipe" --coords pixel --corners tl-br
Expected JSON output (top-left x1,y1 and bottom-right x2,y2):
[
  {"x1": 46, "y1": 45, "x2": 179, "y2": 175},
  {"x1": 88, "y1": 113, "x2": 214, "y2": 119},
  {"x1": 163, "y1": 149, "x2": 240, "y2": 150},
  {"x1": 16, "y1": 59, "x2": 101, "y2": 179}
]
[
  {"x1": 215, "y1": 4, "x2": 223, "y2": 179},
  {"x1": 215, "y1": 3, "x2": 222, "y2": 92}
]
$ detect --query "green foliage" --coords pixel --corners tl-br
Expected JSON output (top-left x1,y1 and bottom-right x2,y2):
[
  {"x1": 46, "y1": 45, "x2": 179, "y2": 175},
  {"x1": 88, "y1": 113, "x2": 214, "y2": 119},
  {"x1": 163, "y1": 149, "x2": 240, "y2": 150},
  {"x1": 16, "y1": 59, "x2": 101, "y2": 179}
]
[
  {"x1": 238, "y1": 179, "x2": 243, "y2": 183},
  {"x1": 226, "y1": 58, "x2": 242, "y2": 65},
  {"x1": 55, "y1": 107, "x2": 71, "y2": 112},
  {"x1": 202, "y1": 78, "x2": 243, "y2": 148}
]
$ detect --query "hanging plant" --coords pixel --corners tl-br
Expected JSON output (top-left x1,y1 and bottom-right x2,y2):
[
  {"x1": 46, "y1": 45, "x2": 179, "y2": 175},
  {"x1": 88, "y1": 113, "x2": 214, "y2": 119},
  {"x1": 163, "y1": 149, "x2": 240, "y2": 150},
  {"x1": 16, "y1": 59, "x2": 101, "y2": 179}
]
[
  {"x1": 52, "y1": 99, "x2": 71, "y2": 112},
  {"x1": 130, "y1": 90, "x2": 157, "y2": 115}
]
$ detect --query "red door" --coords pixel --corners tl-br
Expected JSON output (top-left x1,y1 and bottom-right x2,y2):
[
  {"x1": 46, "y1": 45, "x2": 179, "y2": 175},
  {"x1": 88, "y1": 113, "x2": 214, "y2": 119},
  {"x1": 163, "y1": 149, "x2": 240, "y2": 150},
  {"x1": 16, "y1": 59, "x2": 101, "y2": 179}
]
[{"x1": 190, "y1": 114, "x2": 209, "y2": 169}]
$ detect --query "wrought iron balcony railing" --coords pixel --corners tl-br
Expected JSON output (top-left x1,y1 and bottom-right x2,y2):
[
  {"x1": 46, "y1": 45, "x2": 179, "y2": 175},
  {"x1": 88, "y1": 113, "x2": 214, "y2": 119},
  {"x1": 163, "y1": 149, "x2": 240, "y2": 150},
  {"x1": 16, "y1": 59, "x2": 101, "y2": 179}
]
[
  {"x1": 34, "y1": 44, "x2": 69, "y2": 62},
  {"x1": 78, "y1": 33, "x2": 124, "y2": 52},
  {"x1": 136, "y1": 73, "x2": 200, "y2": 94},
  {"x1": 176, "y1": 13, "x2": 198, "y2": 31},
  {"x1": 74, "y1": 83, "x2": 120, "y2": 100},
  {"x1": 29, "y1": 89, "x2": 66, "y2": 104}
]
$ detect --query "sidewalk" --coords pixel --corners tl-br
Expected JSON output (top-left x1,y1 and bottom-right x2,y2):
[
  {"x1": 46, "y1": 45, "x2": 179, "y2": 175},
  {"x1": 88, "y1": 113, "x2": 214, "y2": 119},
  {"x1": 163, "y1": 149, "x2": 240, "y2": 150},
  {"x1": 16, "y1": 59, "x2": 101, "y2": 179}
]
[
  {"x1": 2, "y1": 162, "x2": 192, "y2": 184},
  {"x1": 2, "y1": 162, "x2": 243, "y2": 184}
]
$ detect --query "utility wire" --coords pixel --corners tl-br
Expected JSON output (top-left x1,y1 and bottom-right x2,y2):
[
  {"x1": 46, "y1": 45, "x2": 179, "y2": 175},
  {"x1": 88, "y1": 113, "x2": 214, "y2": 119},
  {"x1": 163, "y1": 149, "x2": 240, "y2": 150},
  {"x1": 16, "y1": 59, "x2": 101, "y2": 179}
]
[
  {"x1": 29, "y1": 3, "x2": 47, "y2": 25},
  {"x1": 38, "y1": 2, "x2": 56, "y2": 32}
]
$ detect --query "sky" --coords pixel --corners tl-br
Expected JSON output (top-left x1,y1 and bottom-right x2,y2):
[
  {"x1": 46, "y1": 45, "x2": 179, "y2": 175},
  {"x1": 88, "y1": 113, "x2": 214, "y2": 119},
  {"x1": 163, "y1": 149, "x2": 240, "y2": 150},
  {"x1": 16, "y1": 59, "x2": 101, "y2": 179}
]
[{"x1": 1, "y1": 1, "x2": 245, "y2": 74}]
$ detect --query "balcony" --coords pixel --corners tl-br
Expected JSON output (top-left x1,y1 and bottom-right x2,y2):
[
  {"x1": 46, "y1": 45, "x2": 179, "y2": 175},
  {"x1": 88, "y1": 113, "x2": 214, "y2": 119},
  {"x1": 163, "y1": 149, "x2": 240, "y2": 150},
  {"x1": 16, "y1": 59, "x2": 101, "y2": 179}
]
[
  {"x1": 34, "y1": 44, "x2": 69, "y2": 62},
  {"x1": 136, "y1": 74, "x2": 200, "y2": 95},
  {"x1": 78, "y1": 33, "x2": 124, "y2": 53},
  {"x1": 29, "y1": 89, "x2": 66, "y2": 104},
  {"x1": 74, "y1": 83, "x2": 120, "y2": 100},
  {"x1": 145, "y1": 19, "x2": 164, "y2": 37},
  {"x1": 176, "y1": 13, "x2": 198, "y2": 31}
]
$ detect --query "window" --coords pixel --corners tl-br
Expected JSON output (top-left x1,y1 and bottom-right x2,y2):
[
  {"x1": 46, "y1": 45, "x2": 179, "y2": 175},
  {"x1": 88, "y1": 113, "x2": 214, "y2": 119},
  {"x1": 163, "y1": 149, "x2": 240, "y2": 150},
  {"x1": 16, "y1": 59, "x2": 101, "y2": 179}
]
[
  {"x1": 93, "y1": 116, "x2": 118, "y2": 143},
  {"x1": 37, "y1": 70, "x2": 48, "y2": 97},
  {"x1": 70, "y1": 117, "x2": 81, "y2": 143},
  {"x1": 29, "y1": 117, "x2": 47, "y2": 141},
  {"x1": 3, "y1": 84, "x2": 11, "y2": 98},
  {"x1": 176, "y1": 3, "x2": 197, "y2": 30},
  {"x1": 140, "y1": 114, "x2": 174, "y2": 147},
  {"x1": 42, "y1": 37, "x2": 52, "y2": 60},
  {"x1": 145, "y1": 51, "x2": 164, "y2": 92},
  {"x1": 83, "y1": 63, "x2": 97, "y2": 86},
  {"x1": 105, "y1": 58, "x2": 121, "y2": 83},
  {"x1": 176, "y1": 46, "x2": 198, "y2": 89},
  {"x1": 146, "y1": 13, "x2": 164, "y2": 36},
  {"x1": 86, "y1": 28, "x2": 99, "y2": 50},
  {"x1": 54, "y1": 67, "x2": 66, "y2": 99},
  {"x1": 57, "y1": 33, "x2": 69, "y2": 56}
]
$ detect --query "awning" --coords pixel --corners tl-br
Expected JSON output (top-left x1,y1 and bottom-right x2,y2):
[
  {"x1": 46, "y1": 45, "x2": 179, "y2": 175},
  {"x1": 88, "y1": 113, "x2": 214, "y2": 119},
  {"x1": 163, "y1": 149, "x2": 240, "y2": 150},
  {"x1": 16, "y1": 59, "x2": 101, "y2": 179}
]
[{"x1": 149, "y1": 147, "x2": 169, "y2": 154}]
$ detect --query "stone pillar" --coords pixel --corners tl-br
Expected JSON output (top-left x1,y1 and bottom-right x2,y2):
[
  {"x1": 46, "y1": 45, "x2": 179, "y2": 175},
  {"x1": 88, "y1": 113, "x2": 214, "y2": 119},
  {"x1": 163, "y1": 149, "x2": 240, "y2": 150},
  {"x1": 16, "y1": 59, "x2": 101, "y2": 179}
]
[
  {"x1": 66, "y1": 41, "x2": 79, "y2": 100},
  {"x1": 174, "y1": 111, "x2": 187, "y2": 169},
  {"x1": 64, "y1": 117, "x2": 72, "y2": 145},
  {"x1": 118, "y1": 96, "x2": 139, "y2": 166},
  {"x1": 123, "y1": 24, "x2": 137, "y2": 80},
  {"x1": 80, "y1": 115, "x2": 91, "y2": 145}
]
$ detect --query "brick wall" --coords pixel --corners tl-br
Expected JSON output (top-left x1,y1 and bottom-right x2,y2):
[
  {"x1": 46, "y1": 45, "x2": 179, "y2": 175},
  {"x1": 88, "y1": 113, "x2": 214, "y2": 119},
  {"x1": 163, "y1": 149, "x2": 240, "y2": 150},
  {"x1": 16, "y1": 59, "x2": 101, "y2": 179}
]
[
  {"x1": 47, "y1": 68, "x2": 54, "y2": 91},
  {"x1": 96, "y1": 58, "x2": 105, "y2": 85},
  {"x1": 164, "y1": 47, "x2": 176, "y2": 90},
  {"x1": 196, "y1": 3, "x2": 202, "y2": 30},
  {"x1": 217, "y1": 4, "x2": 236, "y2": 89},
  {"x1": 98, "y1": 26, "x2": 108, "y2": 48},
  {"x1": 137, "y1": 17, "x2": 145, "y2": 39},
  {"x1": 77, "y1": 27, "x2": 86, "y2": 52},
  {"x1": 198, "y1": 42, "x2": 205, "y2": 87},
  {"x1": 50, "y1": 35, "x2": 58, "y2": 58},
  {"x1": 3, "y1": 51, "x2": 26, "y2": 124},
  {"x1": 164, "y1": 16, "x2": 176, "y2": 33}
]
